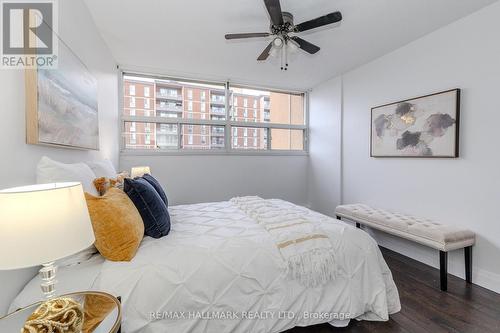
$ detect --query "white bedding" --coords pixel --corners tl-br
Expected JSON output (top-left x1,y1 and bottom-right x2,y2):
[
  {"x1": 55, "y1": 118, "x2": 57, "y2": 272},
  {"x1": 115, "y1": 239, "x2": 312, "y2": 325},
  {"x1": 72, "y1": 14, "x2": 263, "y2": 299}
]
[{"x1": 11, "y1": 199, "x2": 400, "y2": 333}]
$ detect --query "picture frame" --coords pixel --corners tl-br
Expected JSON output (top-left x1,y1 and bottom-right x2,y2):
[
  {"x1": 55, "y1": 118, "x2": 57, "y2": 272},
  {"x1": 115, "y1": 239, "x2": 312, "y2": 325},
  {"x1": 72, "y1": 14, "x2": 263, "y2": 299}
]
[
  {"x1": 25, "y1": 36, "x2": 99, "y2": 150},
  {"x1": 370, "y1": 89, "x2": 460, "y2": 158}
]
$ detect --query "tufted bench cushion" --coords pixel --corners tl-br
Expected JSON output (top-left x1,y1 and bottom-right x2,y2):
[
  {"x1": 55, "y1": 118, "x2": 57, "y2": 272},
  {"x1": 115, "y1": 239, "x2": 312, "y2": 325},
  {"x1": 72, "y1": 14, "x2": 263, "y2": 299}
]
[{"x1": 335, "y1": 204, "x2": 475, "y2": 252}]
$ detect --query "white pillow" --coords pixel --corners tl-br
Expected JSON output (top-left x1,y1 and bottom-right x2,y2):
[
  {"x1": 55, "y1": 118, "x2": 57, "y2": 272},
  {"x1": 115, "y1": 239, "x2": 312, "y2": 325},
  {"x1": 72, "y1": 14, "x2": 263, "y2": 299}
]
[
  {"x1": 56, "y1": 246, "x2": 98, "y2": 267},
  {"x1": 86, "y1": 159, "x2": 117, "y2": 178},
  {"x1": 36, "y1": 156, "x2": 99, "y2": 196}
]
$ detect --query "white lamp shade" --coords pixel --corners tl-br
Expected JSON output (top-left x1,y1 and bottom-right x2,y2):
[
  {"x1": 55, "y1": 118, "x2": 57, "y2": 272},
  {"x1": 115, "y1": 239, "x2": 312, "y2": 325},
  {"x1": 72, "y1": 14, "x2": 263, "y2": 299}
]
[
  {"x1": 0, "y1": 182, "x2": 95, "y2": 270},
  {"x1": 131, "y1": 166, "x2": 151, "y2": 178}
]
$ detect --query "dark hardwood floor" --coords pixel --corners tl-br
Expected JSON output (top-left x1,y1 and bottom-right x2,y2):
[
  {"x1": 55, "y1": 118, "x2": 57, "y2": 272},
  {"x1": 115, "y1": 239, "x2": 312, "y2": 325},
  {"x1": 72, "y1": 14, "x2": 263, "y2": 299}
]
[{"x1": 286, "y1": 247, "x2": 500, "y2": 333}]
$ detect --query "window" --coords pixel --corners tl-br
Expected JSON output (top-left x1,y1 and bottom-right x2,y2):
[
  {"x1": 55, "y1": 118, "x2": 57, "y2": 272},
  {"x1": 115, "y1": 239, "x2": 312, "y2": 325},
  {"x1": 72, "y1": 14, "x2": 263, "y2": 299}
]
[
  {"x1": 129, "y1": 85, "x2": 135, "y2": 96},
  {"x1": 231, "y1": 127, "x2": 266, "y2": 150},
  {"x1": 121, "y1": 74, "x2": 306, "y2": 153}
]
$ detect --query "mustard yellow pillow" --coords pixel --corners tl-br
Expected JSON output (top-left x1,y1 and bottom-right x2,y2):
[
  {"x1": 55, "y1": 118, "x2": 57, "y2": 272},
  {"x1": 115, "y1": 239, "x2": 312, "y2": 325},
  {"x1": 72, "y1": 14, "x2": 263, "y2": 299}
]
[{"x1": 85, "y1": 188, "x2": 144, "y2": 261}]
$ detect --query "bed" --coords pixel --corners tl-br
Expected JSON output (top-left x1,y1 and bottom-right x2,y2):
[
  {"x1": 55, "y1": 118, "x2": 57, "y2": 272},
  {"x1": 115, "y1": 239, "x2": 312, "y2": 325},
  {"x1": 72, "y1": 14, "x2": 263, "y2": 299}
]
[{"x1": 10, "y1": 199, "x2": 400, "y2": 333}]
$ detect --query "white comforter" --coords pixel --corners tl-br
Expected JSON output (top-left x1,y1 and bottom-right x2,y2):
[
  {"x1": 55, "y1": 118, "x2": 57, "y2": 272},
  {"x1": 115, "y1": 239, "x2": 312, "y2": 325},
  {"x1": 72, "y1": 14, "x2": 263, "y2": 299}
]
[{"x1": 11, "y1": 199, "x2": 400, "y2": 333}]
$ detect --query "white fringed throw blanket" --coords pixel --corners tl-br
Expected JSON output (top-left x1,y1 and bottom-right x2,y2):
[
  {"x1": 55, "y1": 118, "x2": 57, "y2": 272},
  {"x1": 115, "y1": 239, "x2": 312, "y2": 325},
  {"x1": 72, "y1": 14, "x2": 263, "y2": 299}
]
[{"x1": 230, "y1": 196, "x2": 336, "y2": 287}]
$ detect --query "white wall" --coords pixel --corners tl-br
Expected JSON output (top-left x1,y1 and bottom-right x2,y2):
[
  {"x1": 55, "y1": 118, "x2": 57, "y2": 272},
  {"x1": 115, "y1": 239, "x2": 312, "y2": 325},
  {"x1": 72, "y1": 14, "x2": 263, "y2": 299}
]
[
  {"x1": 339, "y1": 2, "x2": 500, "y2": 292},
  {"x1": 120, "y1": 155, "x2": 308, "y2": 206},
  {"x1": 307, "y1": 77, "x2": 343, "y2": 215},
  {"x1": 0, "y1": 0, "x2": 118, "y2": 315}
]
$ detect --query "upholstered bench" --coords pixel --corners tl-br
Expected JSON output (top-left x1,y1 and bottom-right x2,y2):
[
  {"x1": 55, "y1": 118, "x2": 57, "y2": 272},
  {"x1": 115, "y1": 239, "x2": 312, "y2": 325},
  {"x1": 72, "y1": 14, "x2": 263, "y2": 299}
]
[{"x1": 335, "y1": 204, "x2": 475, "y2": 291}]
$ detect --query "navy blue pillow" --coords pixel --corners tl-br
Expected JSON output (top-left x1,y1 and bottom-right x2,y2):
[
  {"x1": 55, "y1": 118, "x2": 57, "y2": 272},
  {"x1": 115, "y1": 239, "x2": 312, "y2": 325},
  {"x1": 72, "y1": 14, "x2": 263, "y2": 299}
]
[
  {"x1": 142, "y1": 174, "x2": 168, "y2": 207},
  {"x1": 124, "y1": 178, "x2": 170, "y2": 238}
]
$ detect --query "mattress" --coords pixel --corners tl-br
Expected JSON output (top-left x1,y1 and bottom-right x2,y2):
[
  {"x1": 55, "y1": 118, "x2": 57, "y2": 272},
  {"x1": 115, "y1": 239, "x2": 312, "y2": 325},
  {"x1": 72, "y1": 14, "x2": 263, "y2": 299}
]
[{"x1": 11, "y1": 199, "x2": 400, "y2": 333}]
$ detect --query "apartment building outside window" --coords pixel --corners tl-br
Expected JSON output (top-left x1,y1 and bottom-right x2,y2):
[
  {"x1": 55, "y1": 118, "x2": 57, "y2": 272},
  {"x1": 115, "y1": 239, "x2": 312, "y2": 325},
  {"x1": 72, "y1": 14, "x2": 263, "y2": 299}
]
[
  {"x1": 121, "y1": 73, "x2": 307, "y2": 152},
  {"x1": 129, "y1": 85, "x2": 135, "y2": 96}
]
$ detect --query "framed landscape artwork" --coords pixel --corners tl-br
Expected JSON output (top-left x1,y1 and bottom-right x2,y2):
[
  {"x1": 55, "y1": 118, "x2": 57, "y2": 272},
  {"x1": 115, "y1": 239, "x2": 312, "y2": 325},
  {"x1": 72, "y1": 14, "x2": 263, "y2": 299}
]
[
  {"x1": 370, "y1": 89, "x2": 460, "y2": 158},
  {"x1": 26, "y1": 37, "x2": 99, "y2": 150}
]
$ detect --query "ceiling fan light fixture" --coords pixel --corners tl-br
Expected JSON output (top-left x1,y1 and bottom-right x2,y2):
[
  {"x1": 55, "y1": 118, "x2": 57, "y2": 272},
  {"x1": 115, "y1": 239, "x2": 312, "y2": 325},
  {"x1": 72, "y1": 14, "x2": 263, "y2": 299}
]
[
  {"x1": 272, "y1": 37, "x2": 284, "y2": 48},
  {"x1": 287, "y1": 39, "x2": 299, "y2": 53},
  {"x1": 269, "y1": 46, "x2": 280, "y2": 58}
]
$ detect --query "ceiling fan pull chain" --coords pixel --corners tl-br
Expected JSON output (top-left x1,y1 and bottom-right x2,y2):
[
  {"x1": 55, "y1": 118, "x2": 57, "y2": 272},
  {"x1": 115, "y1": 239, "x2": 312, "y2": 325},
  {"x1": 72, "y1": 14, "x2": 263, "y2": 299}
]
[
  {"x1": 280, "y1": 46, "x2": 284, "y2": 70},
  {"x1": 285, "y1": 43, "x2": 288, "y2": 70}
]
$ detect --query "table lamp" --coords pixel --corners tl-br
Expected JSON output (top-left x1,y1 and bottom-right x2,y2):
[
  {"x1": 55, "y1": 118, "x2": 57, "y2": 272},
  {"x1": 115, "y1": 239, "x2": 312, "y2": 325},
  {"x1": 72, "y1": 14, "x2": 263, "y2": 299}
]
[
  {"x1": 131, "y1": 166, "x2": 151, "y2": 178},
  {"x1": 0, "y1": 182, "x2": 95, "y2": 299}
]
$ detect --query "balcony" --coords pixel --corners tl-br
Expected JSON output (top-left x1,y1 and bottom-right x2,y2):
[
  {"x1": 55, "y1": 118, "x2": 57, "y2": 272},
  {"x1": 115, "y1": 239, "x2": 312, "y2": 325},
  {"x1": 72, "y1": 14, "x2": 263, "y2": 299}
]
[
  {"x1": 210, "y1": 107, "x2": 225, "y2": 115},
  {"x1": 156, "y1": 103, "x2": 183, "y2": 112},
  {"x1": 157, "y1": 129, "x2": 178, "y2": 135},
  {"x1": 156, "y1": 92, "x2": 182, "y2": 101},
  {"x1": 264, "y1": 111, "x2": 270, "y2": 121},
  {"x1": 211, "y1": 127, "x2": 225, "y2": 137},
  {"x1": 211, "y1": 95, "x2": 225, "y2": 105},
  {"x1": 211, "y1": 142, "x2": 224, "y2": 148}
]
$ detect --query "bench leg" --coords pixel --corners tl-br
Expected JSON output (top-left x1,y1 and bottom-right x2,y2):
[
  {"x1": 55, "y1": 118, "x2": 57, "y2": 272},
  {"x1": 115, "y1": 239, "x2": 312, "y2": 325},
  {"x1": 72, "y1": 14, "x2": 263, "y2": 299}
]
[
  {"x1": 464, "y1": 246, "x2": 472, "y2": 284},
  {"x1": 440, "y1": 251, "x2": 448, "y2": 291}
]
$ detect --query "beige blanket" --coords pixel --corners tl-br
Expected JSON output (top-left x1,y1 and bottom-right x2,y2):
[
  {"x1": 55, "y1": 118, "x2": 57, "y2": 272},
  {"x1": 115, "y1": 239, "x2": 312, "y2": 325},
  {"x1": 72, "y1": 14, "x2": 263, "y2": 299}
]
[{"x1": 230, "y1": 196, "x2": 337, "y2": 287}]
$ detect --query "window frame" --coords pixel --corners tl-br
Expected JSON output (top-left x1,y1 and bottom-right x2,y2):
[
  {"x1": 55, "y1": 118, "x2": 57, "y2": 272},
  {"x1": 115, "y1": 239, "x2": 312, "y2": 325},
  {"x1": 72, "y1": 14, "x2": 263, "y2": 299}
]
[{"x1": 119, "y1": 71, "x2": 309, "y2": 156}]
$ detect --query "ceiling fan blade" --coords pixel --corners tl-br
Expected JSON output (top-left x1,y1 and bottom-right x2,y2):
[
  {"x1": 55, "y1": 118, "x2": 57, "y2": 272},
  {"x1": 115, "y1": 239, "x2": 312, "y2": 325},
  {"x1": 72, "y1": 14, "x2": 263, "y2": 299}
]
[
  {"x1": 290, "y1": 37, "x2": 320, "y2": 54},
  {"x1": 225, "y1": 33, "x2": 270, "y2": 40},
  {"x1": 257, "y1": 42, "x2": 273, "y2": 61},
  {"x1": 264, "y1": 0, "x2": 283, "y2": 26},
  {"x1": 295, "y1": 11, "x2": 342, "y2": 32}
]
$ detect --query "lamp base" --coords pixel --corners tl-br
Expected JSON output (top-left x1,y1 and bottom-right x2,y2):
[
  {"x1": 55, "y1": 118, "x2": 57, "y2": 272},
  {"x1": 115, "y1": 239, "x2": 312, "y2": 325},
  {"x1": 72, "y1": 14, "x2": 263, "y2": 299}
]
[{"x1": 39, "y1": 262, "x2": 57, "y2": 299}]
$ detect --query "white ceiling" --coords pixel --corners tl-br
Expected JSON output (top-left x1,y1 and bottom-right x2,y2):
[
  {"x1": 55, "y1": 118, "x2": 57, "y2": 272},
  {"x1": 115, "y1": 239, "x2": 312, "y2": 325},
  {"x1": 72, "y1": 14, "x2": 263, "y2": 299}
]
[{"x1": 84, "y1": 0, "x2": 497, "y2": 90}]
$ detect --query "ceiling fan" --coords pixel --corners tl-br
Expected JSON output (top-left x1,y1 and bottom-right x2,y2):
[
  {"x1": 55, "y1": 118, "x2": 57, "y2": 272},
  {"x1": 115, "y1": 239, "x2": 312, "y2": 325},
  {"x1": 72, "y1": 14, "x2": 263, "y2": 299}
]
[{"x1": 224, "y1": 0, "x2": 342, "y2": 70}]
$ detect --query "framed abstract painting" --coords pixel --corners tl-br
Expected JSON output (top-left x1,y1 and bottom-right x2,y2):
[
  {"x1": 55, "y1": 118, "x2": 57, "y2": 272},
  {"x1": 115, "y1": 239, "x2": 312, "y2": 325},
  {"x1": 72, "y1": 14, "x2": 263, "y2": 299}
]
[
  {"x1": 25, "y1": 37, "x2": 99, "y2": 150},
  {"x1": 370, "y1": 89, "x2": 460, "y2": 158}
]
